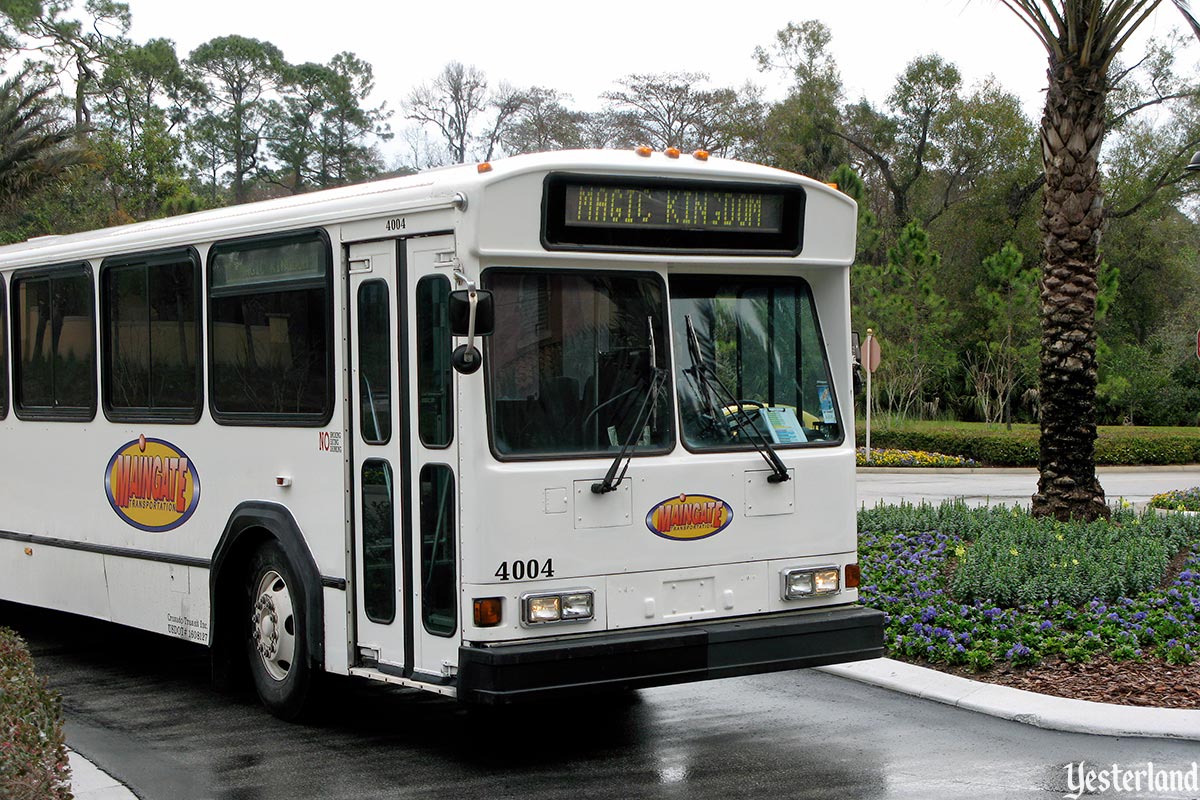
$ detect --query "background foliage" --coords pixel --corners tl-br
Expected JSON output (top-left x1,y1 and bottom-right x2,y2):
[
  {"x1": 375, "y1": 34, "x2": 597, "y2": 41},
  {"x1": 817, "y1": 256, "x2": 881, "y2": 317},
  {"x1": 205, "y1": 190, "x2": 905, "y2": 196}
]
[
  {"x1": 2, "y1": 7, "x2": 1200, "y2": 427},
  {"x1": 857, "y1": 420, "x2": 1200, "y2": 466}
]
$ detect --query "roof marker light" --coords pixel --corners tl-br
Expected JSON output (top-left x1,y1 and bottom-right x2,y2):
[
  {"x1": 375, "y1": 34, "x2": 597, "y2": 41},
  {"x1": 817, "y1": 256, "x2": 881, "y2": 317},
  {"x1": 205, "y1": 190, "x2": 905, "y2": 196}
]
[
  {"x1": 693, "y1": 150, "x2": 710, "y2": 161},
  {"x1": 477, "y1": 162, "x2": 493, "y2": 173},
  {"x1": 635, "y1": 146, "x2": 653, "y2": 157},
  {"x1": 664, "y1": 147, "x2": 681, "y2": 159}
]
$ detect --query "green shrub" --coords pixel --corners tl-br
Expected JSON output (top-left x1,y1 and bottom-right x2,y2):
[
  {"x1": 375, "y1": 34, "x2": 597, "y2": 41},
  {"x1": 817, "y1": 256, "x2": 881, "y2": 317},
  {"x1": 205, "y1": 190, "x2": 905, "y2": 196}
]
[
  {"x1": 950, "y1": 509, "x2": 1188, "y2": 607},
  {"x1": 856, "y1": 421, "x2": 1200, "y2": 466},
  {"x1": 0, "y1": 627, "x2": 71, "y2": 800},
  {"x1": 858, "y1": 498, "x2": 980, "y2": 533}
]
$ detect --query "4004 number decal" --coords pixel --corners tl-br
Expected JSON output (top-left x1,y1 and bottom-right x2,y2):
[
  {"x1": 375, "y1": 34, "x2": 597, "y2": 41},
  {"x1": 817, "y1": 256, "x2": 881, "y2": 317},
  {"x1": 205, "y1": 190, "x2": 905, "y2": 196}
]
[
  {"x1": 104, "y1": 435, "x2": 201, "y2": 533},
  {"x1": 494, "y1": 558, "x2": 555, "y2": 581}
]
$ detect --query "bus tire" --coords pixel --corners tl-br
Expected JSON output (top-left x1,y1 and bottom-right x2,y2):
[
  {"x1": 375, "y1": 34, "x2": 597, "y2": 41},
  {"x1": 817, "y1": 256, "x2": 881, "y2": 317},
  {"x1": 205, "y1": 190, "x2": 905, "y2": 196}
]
[{"x1": 246, "y1": 540, "x2": 315, "y2": 720}]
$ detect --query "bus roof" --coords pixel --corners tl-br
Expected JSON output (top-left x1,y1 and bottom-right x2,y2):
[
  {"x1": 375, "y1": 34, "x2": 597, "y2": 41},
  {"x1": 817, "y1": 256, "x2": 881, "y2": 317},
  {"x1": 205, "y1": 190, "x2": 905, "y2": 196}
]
[{"x1": 0, "y1": 149, "x2": 851, "y2": 270}]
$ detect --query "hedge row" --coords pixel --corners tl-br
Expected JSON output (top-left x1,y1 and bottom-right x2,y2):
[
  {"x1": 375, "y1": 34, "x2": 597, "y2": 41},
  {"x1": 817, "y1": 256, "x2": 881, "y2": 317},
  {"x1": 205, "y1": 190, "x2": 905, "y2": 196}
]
[
  {"x1": 0, "y1": 627, "x2": 71, "y2": 800},
  {"x1": 856, "y1": 423, "x2": 1200, "y2": 467}
]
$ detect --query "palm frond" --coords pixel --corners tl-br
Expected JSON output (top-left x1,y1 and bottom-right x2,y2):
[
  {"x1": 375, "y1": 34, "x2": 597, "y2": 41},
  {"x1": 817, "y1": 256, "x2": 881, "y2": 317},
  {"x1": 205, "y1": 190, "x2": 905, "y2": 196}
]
[
  {"x1": 1101, "y1": 2, "x2": 1163, "y2": 71},
  {"x1": 1169, "y1": 0, "x2": 1200, "y2": 41},
  {"x1": 998, "y1": 0, "x2": 1064, "y2": 58},
  {"x1": 0, "y1": 67, "x2": 90, "y2": 211},
  {"x1": 1003, "y1": 1, "x2": 1200, "y2": 73}
]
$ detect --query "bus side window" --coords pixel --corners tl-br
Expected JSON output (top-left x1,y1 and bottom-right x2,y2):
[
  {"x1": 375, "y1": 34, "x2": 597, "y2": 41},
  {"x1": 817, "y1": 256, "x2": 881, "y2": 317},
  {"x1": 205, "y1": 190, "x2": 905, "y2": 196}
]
[
  {"x1": 361, "y1": 459, "x2": 396, "y2": 624},
  {"x1": 0, "y1": 274, "x2": 7, "y2": 420},
  {"x1": 11, "y1": 264, "x2": 96, "y2": 421},
  {"x1": 208, "y1": 230, "x2": 333, "y2": 424},
  {"x1": 357, "y1": 280, "x2": 391, "y2": 444},
  {"x1": 420, "y1": 463, "x2": 456, "y2": 636},
  {"x1": 416, "y1": 275, "x2": 452, "y2": 447},
  {"x1": 101, "y1": 251, "x2": 202, "y2": 422}
]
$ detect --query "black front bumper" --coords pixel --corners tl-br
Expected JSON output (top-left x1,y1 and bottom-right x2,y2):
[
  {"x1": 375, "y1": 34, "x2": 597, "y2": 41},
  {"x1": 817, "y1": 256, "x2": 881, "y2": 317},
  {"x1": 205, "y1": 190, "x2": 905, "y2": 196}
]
[{"x1": 457, "y1": 605, "x2": 885, "y2": 704}]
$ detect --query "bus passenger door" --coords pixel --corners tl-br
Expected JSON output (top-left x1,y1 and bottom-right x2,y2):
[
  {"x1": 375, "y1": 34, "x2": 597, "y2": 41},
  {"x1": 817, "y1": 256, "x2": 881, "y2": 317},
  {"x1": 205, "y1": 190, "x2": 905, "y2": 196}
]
[
  {"x1": 348, "y1": 240, "x2": 406, "y2": 673},
  {"x1": 402, "y1": 235, "x2": 460, "y2": 685}
]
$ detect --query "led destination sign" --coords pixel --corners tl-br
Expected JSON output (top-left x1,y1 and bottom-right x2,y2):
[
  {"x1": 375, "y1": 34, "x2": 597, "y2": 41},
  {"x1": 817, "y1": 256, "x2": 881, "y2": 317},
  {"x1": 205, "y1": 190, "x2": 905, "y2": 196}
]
[
  {"x1": 542, "y1": 174, "x2": 804, "y2": 254},
  {"x1": 564, "y1": 184, "x2": 783, "y2": 233}
]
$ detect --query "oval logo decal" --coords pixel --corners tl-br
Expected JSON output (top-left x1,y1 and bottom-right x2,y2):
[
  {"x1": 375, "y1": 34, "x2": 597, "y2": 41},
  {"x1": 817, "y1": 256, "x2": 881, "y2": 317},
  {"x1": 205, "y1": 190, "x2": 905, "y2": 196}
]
[
  {"x1": 104, "y1": 435, "x2": 201, "y2": 533},
  {"x1": 646, "y1": 493, "x2": 733, "y2": 541}
]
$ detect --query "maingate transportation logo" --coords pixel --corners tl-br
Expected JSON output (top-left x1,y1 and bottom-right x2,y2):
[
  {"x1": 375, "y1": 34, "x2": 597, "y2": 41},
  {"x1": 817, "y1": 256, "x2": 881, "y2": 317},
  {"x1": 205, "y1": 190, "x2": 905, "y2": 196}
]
[
  {"x1": 646, "y1": 493, "x2": 733, "y2": 541},
  {"x1": 104, "y1": 435, "x2": 200, "y2": 532}
]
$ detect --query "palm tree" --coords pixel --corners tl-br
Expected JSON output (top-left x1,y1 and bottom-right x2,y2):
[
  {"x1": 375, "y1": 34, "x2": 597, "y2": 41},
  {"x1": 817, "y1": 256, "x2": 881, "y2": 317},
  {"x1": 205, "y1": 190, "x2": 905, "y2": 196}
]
[
  {"x1": 998, "y1": 1, "x2": 1200, "y2": 521},
  {"x1": 0, "y1": 66, "x2": 91, "y2": 213}
]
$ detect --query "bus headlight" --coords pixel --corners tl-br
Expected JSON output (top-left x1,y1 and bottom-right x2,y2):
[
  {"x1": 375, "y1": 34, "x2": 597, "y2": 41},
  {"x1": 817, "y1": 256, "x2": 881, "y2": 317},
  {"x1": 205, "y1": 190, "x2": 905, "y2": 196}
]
[
  {"x1": 521, "y1": 590, "x2": 594, "y2": 625},
  {"x1": 561, "y1": 592, "x2": 594, "y2": 620},
  {"x1": 781, "y1": 567, "x2": 840, "y2": 600}
]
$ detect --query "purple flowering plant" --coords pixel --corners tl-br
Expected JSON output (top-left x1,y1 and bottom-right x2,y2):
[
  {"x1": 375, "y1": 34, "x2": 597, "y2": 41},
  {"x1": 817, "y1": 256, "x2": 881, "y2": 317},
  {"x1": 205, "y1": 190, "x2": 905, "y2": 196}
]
[{"x1": 857, "y1": 501, "x2": 1200, "y2": 670}]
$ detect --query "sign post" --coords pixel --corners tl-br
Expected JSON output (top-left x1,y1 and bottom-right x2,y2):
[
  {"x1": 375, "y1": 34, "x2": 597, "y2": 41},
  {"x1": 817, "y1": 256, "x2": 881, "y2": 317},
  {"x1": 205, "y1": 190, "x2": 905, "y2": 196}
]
[{"x1": 863, "y1": 329, "x2": 882, "y2": 463}]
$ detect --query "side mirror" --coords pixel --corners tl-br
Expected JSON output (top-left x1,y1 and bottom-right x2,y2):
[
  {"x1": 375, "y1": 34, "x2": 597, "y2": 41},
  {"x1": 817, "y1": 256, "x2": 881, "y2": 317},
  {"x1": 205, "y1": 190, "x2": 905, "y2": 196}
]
[
  {"x1": 448, "y1": 287, "x2": 494, "y2": 375},
  {"x1": 448, "y1": 288, "x2": 494, "y2": 337},
  {"x1": 851, "y1": 331, "x2": 864, "y2": 395}
]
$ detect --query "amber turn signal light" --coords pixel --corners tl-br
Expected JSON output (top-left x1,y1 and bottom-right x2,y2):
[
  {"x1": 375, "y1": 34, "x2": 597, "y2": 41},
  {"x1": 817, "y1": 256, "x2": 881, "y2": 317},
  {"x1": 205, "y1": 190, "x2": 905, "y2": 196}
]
[
  {"x1": 845, "y1": 564, "x2": 861, "y2": 589},
  {"x1": 473, "y1": 597, "x2": 503, "y2": 627}
]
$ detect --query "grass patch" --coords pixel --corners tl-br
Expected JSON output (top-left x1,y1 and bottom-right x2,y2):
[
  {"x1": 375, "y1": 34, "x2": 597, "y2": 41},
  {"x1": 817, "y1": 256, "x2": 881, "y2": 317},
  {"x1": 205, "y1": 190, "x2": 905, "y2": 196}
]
[
  {"x1": 857, "y1": 501, "x2": 1200, "y2": 670},
  {"x1": 0, "y1": 627, "x2": 71, "y2": 799}
]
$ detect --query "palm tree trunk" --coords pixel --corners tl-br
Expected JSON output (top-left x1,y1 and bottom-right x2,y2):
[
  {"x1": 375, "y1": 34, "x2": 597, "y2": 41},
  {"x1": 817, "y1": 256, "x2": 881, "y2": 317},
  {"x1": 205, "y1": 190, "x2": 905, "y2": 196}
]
[{"x1": 1031, "y1": 58, "x2": 1110, "y2": 522}]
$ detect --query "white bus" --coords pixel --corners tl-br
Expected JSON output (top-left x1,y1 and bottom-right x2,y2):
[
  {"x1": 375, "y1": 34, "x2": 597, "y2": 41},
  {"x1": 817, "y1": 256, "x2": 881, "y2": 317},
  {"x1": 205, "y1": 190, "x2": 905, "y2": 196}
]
[{"x1": 0, "y1": 149, "x2": 882, "y2": 718}]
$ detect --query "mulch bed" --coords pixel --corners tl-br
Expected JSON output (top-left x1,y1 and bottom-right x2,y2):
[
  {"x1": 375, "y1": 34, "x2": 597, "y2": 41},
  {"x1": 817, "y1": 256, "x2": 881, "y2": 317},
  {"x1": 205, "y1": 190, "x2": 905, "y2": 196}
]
[{"x1": 927, "y1": 656, "x2": 1200, "y2": 709}]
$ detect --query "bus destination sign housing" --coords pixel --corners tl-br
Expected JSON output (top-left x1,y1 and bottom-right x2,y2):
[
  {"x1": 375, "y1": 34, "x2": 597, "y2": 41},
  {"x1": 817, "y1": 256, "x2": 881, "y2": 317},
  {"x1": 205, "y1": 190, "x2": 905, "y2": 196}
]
[{"x1": 542, "y1": 173, "x2": 805, "y2": 254}]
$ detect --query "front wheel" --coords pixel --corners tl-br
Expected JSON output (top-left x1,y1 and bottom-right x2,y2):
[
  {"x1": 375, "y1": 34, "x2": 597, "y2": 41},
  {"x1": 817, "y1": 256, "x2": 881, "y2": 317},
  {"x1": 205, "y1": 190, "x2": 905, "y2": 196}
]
[{"x1": 246, "y1": 540, "x2": 315, "y2": 720}]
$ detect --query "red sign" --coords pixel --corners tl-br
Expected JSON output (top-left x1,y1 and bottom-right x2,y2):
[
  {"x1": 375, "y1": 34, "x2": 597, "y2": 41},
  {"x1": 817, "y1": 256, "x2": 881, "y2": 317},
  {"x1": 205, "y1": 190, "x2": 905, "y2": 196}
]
[{"x1": 865, "y1": 336, "x2": 882, "y2": 373}]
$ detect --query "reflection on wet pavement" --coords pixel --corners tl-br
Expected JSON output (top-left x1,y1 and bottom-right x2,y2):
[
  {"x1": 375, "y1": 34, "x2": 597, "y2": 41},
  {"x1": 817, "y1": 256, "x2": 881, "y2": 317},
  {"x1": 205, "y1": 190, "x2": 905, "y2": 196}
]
[{"x1": 5, "y1": 601, "x2": 1198, "y2": 800}]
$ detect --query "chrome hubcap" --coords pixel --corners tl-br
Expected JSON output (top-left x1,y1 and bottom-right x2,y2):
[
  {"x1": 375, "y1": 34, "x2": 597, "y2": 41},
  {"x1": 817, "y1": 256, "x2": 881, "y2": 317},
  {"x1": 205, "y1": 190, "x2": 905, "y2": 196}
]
[{"x1": 251, "y1": 570, "x2": 295, "y2": 682}]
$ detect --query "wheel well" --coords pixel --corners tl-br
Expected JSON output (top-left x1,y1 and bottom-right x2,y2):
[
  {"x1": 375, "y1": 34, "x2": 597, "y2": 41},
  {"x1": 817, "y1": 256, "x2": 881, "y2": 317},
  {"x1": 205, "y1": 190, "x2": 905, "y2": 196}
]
[
  {"x1": 209, "y1": 503, "x2": 326, "y2": 692},
  {"x1": 210, "y1": 526, "x2": 270, "y2": 691}
]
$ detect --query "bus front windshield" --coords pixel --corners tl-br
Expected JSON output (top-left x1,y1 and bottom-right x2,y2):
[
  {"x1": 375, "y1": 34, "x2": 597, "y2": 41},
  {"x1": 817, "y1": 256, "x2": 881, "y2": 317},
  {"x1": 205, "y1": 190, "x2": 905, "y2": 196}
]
[
  {"x1": 485, "y1": 269, "x2": 673, "y2": 457},
  {"x1": 483, "y1": 269, "x2": 841, "y2": 459},
  {"x1": 669, "y1": 275, "x2": 842, "y2": 451}
]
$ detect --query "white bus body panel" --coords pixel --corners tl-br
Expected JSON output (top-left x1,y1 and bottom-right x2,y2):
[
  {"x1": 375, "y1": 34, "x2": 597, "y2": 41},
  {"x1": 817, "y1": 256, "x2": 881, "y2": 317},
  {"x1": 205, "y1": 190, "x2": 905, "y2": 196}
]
[{"x1": 0, "y1": 151, "x2": 877, "y2": 702}]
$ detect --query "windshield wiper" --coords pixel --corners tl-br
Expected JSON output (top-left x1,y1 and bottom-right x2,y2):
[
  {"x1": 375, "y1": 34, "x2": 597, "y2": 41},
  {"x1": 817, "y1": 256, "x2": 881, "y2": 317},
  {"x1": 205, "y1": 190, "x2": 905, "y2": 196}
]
[
  {"x1": 592, "y1": 317, "x2": 666, "y2": 495},
  {"x1": 682, "y1": 316, "x2": 729, "y2": 440},
  {"x1": 684, "y1": 314, "x2": 791, "y2": 484}
]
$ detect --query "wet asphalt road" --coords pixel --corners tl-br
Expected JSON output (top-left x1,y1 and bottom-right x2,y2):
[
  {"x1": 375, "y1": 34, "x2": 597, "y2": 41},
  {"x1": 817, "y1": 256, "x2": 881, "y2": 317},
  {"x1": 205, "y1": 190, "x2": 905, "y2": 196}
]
[{"x1": 6, "y1": 601, "x2": 1200, "y2": 800}]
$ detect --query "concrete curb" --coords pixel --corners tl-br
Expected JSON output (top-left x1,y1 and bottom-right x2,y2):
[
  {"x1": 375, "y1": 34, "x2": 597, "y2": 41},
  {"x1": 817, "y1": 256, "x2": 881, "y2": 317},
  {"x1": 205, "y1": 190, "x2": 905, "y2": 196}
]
[
  {"x1": 69, "y1": 748, "x2": 138, "y2": 800},
  {"x1": 817, "y1": 658, "x2": 1200, "y2": 741}
]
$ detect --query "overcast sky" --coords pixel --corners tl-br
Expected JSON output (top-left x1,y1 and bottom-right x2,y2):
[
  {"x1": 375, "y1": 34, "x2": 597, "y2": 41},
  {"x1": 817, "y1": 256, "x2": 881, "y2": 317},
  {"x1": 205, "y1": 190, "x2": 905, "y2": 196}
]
[{"x1": 125, "y1": 0, "x2": 1196, "y2": 158}]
